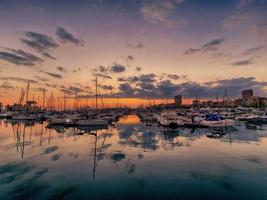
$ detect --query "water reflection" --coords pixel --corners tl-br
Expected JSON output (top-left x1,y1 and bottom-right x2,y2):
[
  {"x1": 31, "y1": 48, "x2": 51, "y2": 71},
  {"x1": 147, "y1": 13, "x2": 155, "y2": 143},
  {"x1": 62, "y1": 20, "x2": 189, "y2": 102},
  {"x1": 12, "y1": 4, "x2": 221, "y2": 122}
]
[
  {"x1": 0, "y1": 115, "x2": 267, "y2": 199},
  {"x1": 91, "y1": 130, "x2": 108, "y2": 180}
]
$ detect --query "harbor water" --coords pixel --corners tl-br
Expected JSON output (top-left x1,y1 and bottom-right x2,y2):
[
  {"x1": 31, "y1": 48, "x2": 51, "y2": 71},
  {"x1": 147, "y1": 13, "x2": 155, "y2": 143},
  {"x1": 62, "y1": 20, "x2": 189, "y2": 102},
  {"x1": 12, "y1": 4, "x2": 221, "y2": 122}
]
[{"x1": 0, "y1": 115, "x2": 267, "y2": 200}]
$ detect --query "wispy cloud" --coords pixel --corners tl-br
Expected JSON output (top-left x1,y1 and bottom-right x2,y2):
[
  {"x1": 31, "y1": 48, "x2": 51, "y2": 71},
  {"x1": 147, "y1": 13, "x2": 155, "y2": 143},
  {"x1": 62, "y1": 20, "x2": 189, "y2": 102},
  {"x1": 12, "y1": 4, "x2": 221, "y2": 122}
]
[
  {"x1": 166, "y1": 74, "x2": 180, "y2": 80},
  {"x1": 185, "y1": 38, "x2": 225, "y2": 55},
  {"x1": 0, "y1": 48, "x2": 43, "y2": 66},
  {"x1": 232, "y1": 59, "x2": 253, "y2": 66},
  {"x1": 184, "y1": 48, "x2": 202, "y2": 55},
  {"x1": 253, "y1": 22, "x2": 267, "y2": 38},
  {"x1": 60, "y1": 85, "x2": 88, "y2": 95},
  {"x1": 126, "y1": 55, "x2": 134, "y2": 61},
  {"x1": 92, "y1": 65, "x2": 109, "y2": 74},
  {"x1": 56, "y1": 66, "x2": 67, "y2": 73},
  {"x1": 56, "y1": 27, "x2": 84, "y2": 46},
  {"x1": 93, "y1": 73, "x2": 112, "y2": 79},
  {"x1": 0, "y1": 82, "x2": 15, "y2": 90},
  {"x1": 126, "y1": 42, "x2": 145, "y2": 50},
  {"x1": 0, "y1": 77, "x2": 38, "y2": 83},
  {"x1": 110, "y1": 64, "x2": 126, "y2": 73},
  {"x1": 40, "y1": 70, "x2": 63, "y2": 79},
  {"x1": 45, "y1": 83, "x2": 58, "y2": 88},
  {"x1": 92, "y1": 63, "x2": 126, "y2": 75},
  {"x1": 241, "y1": 45, "x2": 264, "y2": 60},
  {"x1": 21, "y1": 31, "x2": 58, "y2": 60},
  {"x1": 222, "y1": 15, "x2": 249, "y2": 30},
  {"x1": 202, "y1": 38, "x2": 225, "y2": 50},
  {"x1": 140, "y1": 0, "x2": 187, "y2": 28},
  {"x1": 99, "y1": 85, "x2": 114, "y2": 90},
  {"x1": 231, "y1": 45, "x2": 264, "y2": 66},
  {"x1": 135, "y1": 67, "x2": 142, "y2": 72},
  {"x1": 34, "y1": 75, "x2": 49, "y2": 82},
  {"x1": 72, "y1": 68, "x2": 82, "y2": 73}
]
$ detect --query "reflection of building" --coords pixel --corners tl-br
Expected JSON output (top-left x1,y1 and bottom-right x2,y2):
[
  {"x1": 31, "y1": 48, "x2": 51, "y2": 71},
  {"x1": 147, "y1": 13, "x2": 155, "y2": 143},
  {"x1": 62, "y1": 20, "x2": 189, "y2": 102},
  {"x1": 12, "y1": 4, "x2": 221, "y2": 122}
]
[
  {"x1": 174, "y1": 95, "x2": 182, "y2": 107},
  {"x1": 242, "y1": 89, "x2": 253, "y2": 100}
]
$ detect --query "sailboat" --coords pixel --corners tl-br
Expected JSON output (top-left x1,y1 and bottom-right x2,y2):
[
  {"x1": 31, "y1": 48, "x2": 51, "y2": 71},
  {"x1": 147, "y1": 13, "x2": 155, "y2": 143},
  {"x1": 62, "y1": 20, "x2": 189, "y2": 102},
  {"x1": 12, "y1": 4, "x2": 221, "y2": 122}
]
[
  {"x1": 76, "y1": 77, "x2": 108, "y2": 127},
  {"x1": 156, "y1": 112, "x2": 184, "y2": 128}
]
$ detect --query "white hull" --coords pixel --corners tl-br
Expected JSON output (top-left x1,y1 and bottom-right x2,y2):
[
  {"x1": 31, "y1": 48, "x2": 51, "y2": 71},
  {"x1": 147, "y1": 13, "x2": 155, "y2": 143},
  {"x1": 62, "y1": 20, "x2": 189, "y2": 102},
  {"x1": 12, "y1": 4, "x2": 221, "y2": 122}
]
[
  {"x1": 156, "y1": 113, "x2": 184, "y2": 128},
  {"x1": 12, "y1": 115, "x2": 35, "y2": 121},
  {"x1": 200, "y1": 119, "x2": 234, "y2": 128}
]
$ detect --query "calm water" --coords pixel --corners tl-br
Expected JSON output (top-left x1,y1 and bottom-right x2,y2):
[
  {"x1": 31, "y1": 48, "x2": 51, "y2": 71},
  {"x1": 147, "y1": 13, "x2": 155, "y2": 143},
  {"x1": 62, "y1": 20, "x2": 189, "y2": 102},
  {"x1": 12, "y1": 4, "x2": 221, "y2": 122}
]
[{"x1": 0, "y1": 115, "x2": 267, "y2": 200}]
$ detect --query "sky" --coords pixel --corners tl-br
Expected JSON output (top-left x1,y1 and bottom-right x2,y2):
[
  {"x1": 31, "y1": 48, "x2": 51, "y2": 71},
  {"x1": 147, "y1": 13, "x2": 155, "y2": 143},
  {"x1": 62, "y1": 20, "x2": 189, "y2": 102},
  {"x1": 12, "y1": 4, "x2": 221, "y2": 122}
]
[{"x1": 0, "y1": 0, "x2": 267, "y2": 107}]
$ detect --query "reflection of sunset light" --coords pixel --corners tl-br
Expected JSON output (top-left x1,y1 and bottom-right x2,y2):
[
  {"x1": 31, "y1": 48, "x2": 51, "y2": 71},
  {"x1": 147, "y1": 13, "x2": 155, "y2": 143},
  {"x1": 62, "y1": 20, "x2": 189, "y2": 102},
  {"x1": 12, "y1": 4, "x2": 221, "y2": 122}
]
[{"x1": 118, "y1": 115, "x2": 141, "y2": 124}]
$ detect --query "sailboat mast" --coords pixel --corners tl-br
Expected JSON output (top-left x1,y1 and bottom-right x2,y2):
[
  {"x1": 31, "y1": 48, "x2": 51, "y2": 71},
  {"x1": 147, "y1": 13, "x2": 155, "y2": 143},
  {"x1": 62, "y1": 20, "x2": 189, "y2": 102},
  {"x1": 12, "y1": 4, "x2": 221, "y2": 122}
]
[
  {"x1": 26, "y1": 81, "x2": 30, "y2": 103},
  {"x1": 95, "y1": 77, "x2": 98, "y2": 111},
  {"x1": 64, "y1": 92, "x2": 66, "y2": 111},
  {"x1": 43, "y1": 89, "x2": 46, "y2": 109}
]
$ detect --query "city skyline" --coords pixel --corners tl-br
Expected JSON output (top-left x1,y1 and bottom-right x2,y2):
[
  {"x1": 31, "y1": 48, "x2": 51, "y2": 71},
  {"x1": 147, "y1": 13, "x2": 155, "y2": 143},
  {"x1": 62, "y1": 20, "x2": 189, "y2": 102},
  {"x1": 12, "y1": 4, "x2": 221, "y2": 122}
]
[{"x1": 0, "y1": 0, "x2": 267, "y2": 107}]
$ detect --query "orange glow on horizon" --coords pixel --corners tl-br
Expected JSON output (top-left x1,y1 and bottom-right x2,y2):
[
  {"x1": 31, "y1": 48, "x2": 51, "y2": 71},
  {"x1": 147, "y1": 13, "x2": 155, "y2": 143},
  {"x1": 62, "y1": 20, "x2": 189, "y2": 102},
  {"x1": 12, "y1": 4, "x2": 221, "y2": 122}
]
[
  {"x1": 1, "y1": 96, "x2": 176, "y2": 108},
  {"x1": 1, "y1": 94, "x2": 223, "y2": 109}
]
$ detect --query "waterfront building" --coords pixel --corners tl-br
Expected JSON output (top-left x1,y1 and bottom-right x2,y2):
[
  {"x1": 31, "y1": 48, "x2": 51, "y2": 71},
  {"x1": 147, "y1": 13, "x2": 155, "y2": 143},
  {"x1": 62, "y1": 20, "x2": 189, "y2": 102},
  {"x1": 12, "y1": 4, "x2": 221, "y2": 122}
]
[
  {"x1": 174, "y1": 95, "x2": 182, "y2": 107},
  {"x1": 242, "y1": 89, "x2": 253, "y2": 100}
]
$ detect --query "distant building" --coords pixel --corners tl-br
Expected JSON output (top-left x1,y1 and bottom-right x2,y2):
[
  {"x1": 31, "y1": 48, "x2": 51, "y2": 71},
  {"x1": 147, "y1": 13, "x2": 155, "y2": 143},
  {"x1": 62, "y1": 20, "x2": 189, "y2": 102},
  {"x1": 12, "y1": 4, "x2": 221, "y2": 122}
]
[
  {"x1": 174, "y1": 95, "x2": 182, "y2": 107},
  {"x1": 238, "y1": 88, "x2": 267, "y2": 107},
  {"x1": 242, "y1": 89, "x2": 253, "y2": 100},
  {"x1": 250, "y1": 96, "x2": 267, "y2": 107}
]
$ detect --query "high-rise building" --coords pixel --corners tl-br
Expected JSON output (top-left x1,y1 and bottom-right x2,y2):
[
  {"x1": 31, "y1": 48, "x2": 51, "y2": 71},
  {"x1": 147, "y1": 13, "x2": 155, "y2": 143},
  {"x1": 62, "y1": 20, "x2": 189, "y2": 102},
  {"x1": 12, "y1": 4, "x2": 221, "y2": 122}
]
[
  {"x1": 242, "y1": 89, "x2": 253, "y2": 99},
  {"x1": 174, "y1": 95, "x2": 182, "y2": 107}
]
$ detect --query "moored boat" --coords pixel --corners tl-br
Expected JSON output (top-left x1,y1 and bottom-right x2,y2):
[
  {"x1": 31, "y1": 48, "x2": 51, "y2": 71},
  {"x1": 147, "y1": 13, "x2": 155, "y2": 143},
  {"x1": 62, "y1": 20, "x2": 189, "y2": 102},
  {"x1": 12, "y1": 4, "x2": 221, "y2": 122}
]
[
  {"x1": 200, "y1": 114, "x2": 234, "y2": 128},
  {"x1": 75, "y1": 118, "x2": 108, "y2": 126},
  {"x1": 156, "y1": 112, "x2": 183, "y2": 128}
]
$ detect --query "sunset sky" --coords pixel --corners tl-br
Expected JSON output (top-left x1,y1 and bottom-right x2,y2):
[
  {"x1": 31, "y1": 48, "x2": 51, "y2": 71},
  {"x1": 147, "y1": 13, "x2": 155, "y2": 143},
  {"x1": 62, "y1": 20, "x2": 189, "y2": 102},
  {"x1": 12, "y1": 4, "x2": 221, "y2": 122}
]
[{"x1": 0, "y1": 0, "x2": 267, "y2": 107}]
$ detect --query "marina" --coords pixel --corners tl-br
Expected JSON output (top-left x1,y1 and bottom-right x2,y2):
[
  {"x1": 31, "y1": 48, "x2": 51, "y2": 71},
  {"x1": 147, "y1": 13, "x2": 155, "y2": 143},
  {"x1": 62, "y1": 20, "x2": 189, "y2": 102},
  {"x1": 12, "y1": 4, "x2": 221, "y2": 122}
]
[
  {"x1": 0, "y1": 114, "x2": 267, "y2": 199},
  {"x1": 0, "y1": 73, "x2": 266, "y2": 200},
  {"x1": 1, "y1": 0, "x2": 267, "y2": 199}
]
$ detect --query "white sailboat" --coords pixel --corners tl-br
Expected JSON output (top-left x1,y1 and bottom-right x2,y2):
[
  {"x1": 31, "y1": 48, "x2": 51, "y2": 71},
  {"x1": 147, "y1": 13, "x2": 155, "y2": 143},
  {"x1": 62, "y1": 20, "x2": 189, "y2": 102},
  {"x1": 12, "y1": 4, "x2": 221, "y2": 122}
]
[
  {"x1": 76, "y1": 77, "x2": 108, "y2": 127},
  {"x1": 156, "y1": 112, "x2": 184, "y2": 128}
]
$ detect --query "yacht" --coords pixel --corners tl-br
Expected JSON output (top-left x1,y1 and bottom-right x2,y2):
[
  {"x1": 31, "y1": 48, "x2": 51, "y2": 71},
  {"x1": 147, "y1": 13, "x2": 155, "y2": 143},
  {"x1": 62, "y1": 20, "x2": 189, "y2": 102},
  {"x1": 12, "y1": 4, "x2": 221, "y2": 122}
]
[
  {"x1": 156, "y1": 112, "x2": 183, "y2": 128},
  {"x1": 200, "y1": 114, "x2": 234, "y2": 128},
  {"x1": 12, "y1": 114, "x2": 35, "y2": 121},
  {"x1": 0, "y1": 111, "x2": 14, "y2": 119},
  {"x1": 48, "y1": 116, "x2": 75, "y2": 126}
]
